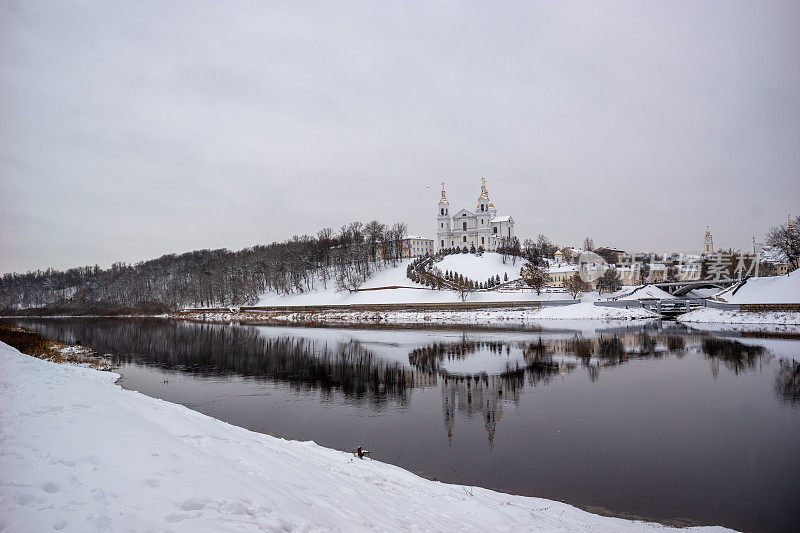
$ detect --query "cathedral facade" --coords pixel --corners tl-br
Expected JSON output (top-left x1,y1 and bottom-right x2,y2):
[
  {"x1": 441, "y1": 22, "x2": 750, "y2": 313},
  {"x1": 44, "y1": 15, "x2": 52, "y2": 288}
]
[{"x1": 436, "y1": 179, "x2": 515, "y2": 253}]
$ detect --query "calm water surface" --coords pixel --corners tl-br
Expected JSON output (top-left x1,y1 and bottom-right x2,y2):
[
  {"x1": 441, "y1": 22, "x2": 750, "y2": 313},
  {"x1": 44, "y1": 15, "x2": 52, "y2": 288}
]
[{"x1": 8, "y1": 317, "x2": 800, "y2": 532}]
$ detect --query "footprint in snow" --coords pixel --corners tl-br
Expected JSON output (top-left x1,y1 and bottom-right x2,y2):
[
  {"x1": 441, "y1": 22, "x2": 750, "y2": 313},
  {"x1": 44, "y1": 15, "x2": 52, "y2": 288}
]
[{"x1": 178, "y1": 499, "x2": 207, "y2": 511}]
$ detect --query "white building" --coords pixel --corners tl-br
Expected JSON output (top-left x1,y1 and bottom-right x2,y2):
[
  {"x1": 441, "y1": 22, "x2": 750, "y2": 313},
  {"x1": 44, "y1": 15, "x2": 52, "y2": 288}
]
[
  {"x1": 436, "y1": 179, "x2": 515, "y2": 253},
  {"x1": 375, "y1": 236, "x2": 433, "y2": 261}
]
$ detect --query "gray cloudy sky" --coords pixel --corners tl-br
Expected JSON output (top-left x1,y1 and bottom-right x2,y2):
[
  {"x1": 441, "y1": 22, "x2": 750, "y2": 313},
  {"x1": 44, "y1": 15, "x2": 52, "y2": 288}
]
[{"x1": 2, "y1": 0, "x2": 799, "y2": 273}]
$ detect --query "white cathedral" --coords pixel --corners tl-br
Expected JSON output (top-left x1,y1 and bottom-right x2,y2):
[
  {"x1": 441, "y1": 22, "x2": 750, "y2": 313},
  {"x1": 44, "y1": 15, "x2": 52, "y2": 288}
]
[{"x1": 436, "y1": 179, "x2": 516, "y2": 253}]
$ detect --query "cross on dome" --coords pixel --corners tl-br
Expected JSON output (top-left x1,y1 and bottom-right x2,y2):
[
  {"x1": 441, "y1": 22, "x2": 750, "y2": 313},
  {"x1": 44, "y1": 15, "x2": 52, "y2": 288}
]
[{"x1": 478, "y1": 177, "x2": 489, "y2": 199}]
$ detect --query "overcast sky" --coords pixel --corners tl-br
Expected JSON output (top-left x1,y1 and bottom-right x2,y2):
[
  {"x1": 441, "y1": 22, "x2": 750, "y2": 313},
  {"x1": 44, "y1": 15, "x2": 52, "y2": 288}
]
[{"x1": 2, "y1": 0, "x2": 799, "y2": 273}]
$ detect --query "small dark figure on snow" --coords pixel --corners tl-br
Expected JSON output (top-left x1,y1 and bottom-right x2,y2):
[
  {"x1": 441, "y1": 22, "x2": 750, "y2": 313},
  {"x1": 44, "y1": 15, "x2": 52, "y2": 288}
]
[{"x1": 354, "y1": 445, "x2": 371, "y2": 459}]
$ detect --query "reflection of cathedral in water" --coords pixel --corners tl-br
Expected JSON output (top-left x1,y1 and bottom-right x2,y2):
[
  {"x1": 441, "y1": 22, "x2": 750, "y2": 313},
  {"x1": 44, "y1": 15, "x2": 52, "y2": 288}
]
[
  {"x1": 416, "y1": 338, "x2": 564, "y2": 447},
  {"x1": 441, "y1": 374, "x2": 514, "y2": 447}
]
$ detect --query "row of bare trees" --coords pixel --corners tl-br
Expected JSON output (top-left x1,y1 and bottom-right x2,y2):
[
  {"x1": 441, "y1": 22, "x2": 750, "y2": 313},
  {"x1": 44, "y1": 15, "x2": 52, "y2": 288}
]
[{"x1": 0, "y1": 221, "x2": 409, "y2": 314}]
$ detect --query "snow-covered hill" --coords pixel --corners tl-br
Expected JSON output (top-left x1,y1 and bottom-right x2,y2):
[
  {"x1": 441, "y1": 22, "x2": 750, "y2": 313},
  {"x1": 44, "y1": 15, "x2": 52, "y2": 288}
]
[
  {"x1": 0, "y1": 343, "x2": 731, "y2": 532},
  {"x1": 433, "y1": 253, "x2": 526, "y2": 282},
  {"x1": 256, "y1": 256, "x2": 571, "y2": 307},
  {"x1": 714, "y1": 270, "x2": 800, "y2": 304}
]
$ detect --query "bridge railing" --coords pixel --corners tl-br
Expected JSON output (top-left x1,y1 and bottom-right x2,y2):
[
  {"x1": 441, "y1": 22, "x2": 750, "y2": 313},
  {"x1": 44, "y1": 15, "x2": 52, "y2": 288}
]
[
  {"x1": 593, "y1": 298, "x2": 734, "y2": 313},
  {"x1": 703, "y1": 300, "x2": 741, "y2": 311}
]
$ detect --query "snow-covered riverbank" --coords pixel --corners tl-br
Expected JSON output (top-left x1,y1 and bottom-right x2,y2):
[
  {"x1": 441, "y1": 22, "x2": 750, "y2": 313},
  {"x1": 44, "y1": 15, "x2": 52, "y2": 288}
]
[
  {"x1": 678, "y1": 307, "x2": 800, "y2": 325},
  {"x1": 0, "y1": 342, "x2": 732, "y2": 532},
  {"x1": 177, "y1": 302, "x2": 657, "y2": 326},
  {"x1": 677, "y1": 307, "x2": 800, "y2": 335}
]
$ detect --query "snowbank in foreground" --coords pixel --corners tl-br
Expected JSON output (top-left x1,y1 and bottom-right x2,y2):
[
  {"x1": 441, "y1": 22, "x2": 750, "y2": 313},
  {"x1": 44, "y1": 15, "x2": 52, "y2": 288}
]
[
  {"x1": 678, "y1": 307, "x2": 800, "y2": 326},
  {"x1": 0, "y1": 343, "x2": 730, "y2": 532}
]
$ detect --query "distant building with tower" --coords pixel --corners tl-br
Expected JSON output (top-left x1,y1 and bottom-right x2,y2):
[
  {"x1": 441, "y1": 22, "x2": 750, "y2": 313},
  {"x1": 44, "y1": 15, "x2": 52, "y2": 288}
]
[
  {"x1": 436, "y1": 179, "x2": 515, "y2": 253},
  {"x1": 703, "y1": 226, "x2": 714, "y2": 255}
]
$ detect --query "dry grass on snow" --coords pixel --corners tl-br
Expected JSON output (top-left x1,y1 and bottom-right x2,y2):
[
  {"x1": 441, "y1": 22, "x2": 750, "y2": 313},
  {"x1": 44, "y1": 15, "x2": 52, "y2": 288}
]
[{"x1": 0, "y1": 323, "x2": 113, "y2": 370}]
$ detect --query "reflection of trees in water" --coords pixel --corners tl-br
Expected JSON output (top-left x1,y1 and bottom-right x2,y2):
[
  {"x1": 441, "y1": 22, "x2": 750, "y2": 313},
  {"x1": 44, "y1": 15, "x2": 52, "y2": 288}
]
[
  {"x1": 521, "y1": 337, "x2": 548, "y2": 361},
  {"x1": 550, "y1": 332, "x2": 670, "y2": 363},
  {"x1": 700, "y1": 338, "x2": 764, "y2": 376},
  {"x1": 666, "y1": 336, "x2": 686, "y2": 354},
  {"x1": 555, "y1": 333, "x2": 669, "y2": 381},
  {"x1": 12, "y1": 318, "x2": 418, "y2": 404},
  {"x1": 775, "y1": 359, "x2": 800, "y2": 404},
  {"x1": 565, "y1": 337, "x2": 593, "y2": 360},
  {"x1": 596, "y1": 336, "x2": 626, "y2": 362},
  {"x1": 408, "y1": 337, "x2": 510, "y2": 374},
  {"x1": 627, "y1": 333, "x2": 663, "y2": 358}
]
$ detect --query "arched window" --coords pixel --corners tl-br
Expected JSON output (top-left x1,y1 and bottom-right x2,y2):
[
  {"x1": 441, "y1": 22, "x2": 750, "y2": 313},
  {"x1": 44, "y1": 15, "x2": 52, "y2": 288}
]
[
  {"x1": 463, "y1": 236, "x2": 466, "y2": 242},
  {"x1": 440, "y1": 208, "x2": 444, "y2": 215},
  {"x1": 481, "y1": 204, "x2": 485, "y2": 212},
  {"x1": 481, "y1": 237, "x2": 484, "y2": 244},
  {"x1": 462, "y1": 221, "x2": 467, "y2": 230},
  {"x1": 441, "y1": 240, "x2": 444, "y2": 247}
]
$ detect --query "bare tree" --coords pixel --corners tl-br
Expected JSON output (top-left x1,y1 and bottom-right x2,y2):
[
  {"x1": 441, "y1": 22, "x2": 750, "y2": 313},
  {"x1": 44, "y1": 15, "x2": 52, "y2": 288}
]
[
  {"x1": 451, "y1": 275, "x2": 475, "y2": 302},
  {"x1": 499, "y1": 237, "x2": 509, "y2": 264},
  {"x1": 523, "y1": 238, "x2": 534, "y2": 254},
  {"x1": 597, "y1": 269, "x2": 621, "y2": 295},
  {"x1": 391, "y1": 222, "x2": 408, "y2": 240},
  {"x1": 582, "y1": 236, "x2": 595, "y2": 252},
  {"x1": 346, "y1": 221, "x2": 365, "y2": 244},
  {"x1": 520, "y1": 263, "x2": 549, "y2": 295},
  {"x1": 564, "y1": 273, "x2": 591, "y2": 299},
  {"x1": 536, "y1": 234, "x2": 555, "y2": 258},
  {"x1": 388, "y1": 222, "x2": 408, "y2": 265},
  {"x1": 364, "y1": 220, "x2": 385, "y2": 261},
  {"x1": 765, "y1": 215, "x2": 800, "y2": 271}
]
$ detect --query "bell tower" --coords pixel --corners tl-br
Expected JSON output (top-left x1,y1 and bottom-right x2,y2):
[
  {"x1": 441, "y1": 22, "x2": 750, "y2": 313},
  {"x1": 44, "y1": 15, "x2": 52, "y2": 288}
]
[
  {"x1": 437, "y1": 182, "x2": 451, "y2": 252},
  {"x1": 703, "y1": 226, "x2": 714, "y2": 255},
  {"x1": 476, "y1": 178, "x2": 490, "y2": 217}
]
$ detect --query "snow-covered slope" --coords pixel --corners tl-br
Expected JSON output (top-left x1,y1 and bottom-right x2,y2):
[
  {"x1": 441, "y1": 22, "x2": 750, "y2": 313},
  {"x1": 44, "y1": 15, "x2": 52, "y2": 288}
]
[
  {"x1": 714, "y1": 270, "x2": 800, "y2": 304},
  {"x1": 255, "y1": 257, "x2": 574, "y2": 306},
  {"x1": 678, "y1": 307, "x2": 800, "y2": 326},
  {"x1": 434, "y1": 253, "x2": 526, "y2": 282},
  {"x1": 0, "y1": 343, "x2": 730, "y2": 532},
  {"x1": 610, "y1": 285, "x2": 674, "y2": 300}
]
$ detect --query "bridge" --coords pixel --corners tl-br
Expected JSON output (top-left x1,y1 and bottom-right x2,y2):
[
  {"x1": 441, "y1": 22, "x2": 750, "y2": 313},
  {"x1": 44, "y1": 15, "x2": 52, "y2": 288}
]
[
  {"x1": 595, "y1": 298, "x2": 709, "y2": 317},
  {"x1": 652, "y1": 279, "x2": 737, "y2": 296}
]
